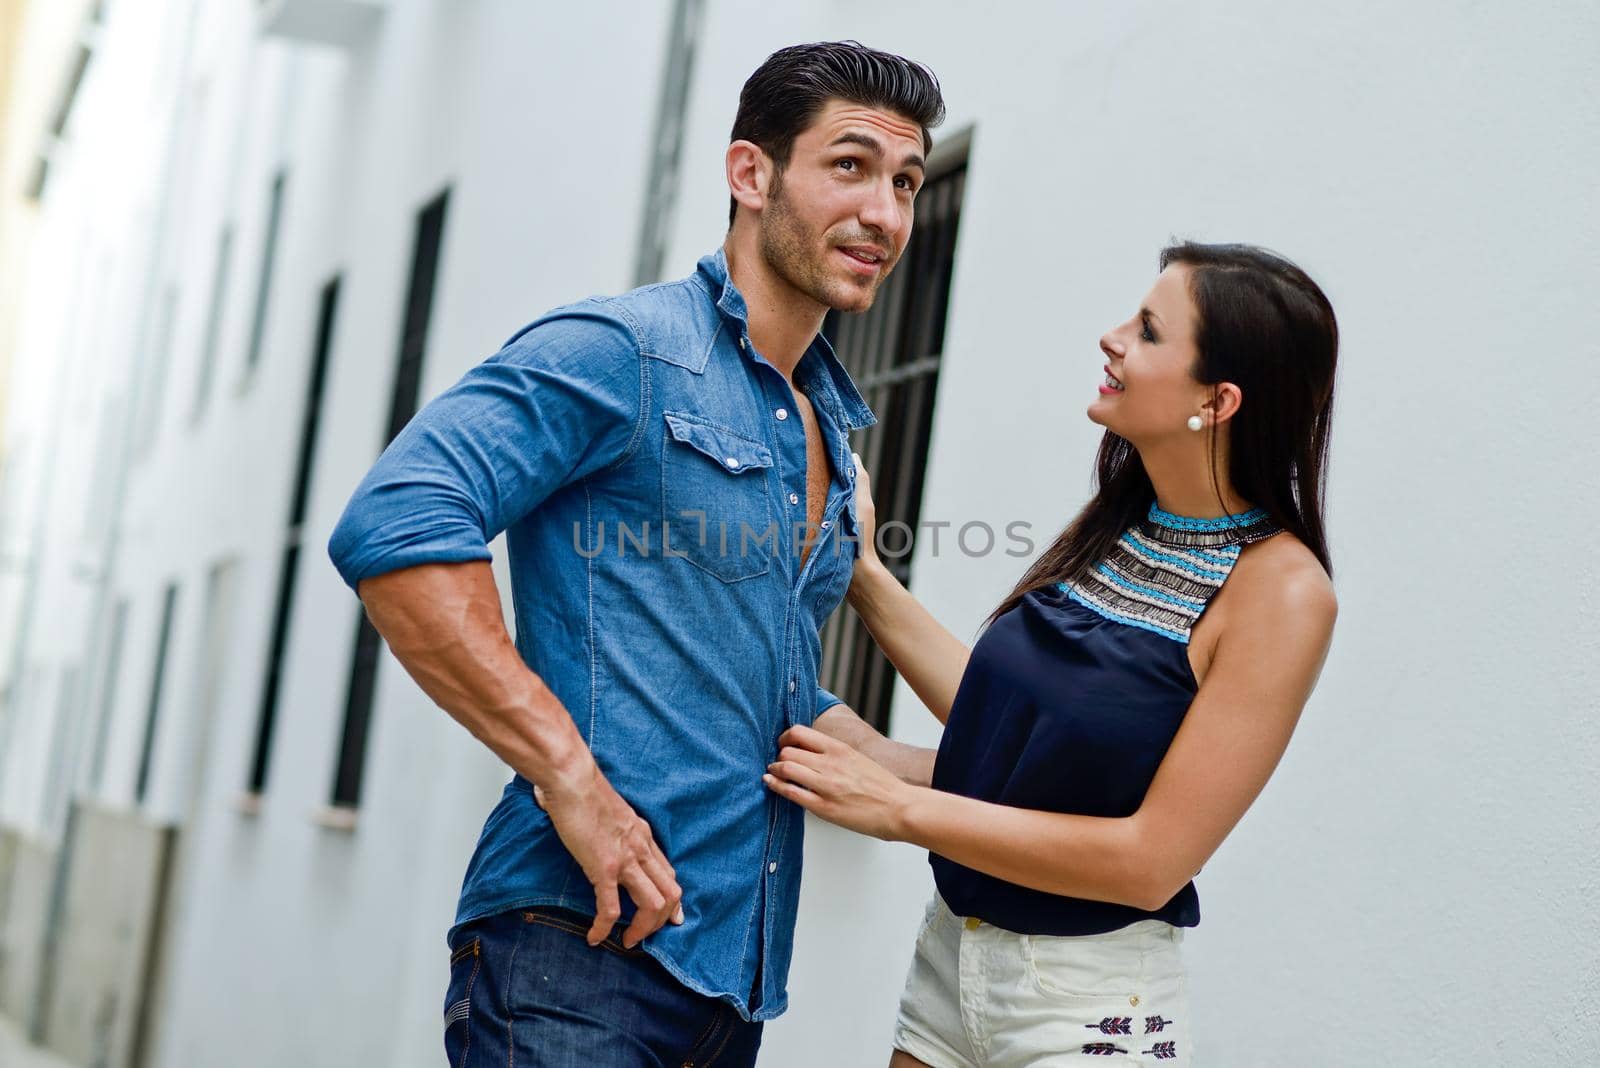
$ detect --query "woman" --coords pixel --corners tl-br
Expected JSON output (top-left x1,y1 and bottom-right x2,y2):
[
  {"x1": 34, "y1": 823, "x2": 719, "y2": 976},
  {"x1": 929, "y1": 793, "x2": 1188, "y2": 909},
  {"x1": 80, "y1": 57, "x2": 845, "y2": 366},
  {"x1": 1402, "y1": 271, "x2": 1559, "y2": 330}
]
[{"x1": 767, "y1": 242, "x2": 1339, "y2": 1066}]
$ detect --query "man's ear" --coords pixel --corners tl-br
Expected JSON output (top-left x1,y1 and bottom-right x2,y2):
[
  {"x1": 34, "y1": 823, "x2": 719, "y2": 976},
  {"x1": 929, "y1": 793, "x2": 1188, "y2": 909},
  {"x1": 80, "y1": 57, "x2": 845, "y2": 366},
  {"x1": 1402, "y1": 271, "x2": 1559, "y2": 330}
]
[{"x1": 727, "y1": 140, "x2": 773, "y2": 219}]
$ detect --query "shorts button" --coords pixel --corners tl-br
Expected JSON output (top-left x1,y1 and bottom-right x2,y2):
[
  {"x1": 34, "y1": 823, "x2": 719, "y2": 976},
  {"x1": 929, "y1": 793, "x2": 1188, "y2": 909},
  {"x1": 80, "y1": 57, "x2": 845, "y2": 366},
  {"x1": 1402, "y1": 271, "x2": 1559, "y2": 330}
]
[
  {"x1": 964, "y1": 917, "x2": 980, "y2": 931},
  {"x1": 1130, "y1": 994, "x2": 1141, "y2": 1007}
]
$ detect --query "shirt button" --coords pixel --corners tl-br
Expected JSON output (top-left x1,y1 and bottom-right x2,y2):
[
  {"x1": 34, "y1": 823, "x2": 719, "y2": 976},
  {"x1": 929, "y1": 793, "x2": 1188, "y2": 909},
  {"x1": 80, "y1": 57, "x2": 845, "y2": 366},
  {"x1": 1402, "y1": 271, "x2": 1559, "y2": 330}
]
[
  {"x1": 768, "y1": 862, "x2": 778, "y2": 874},
  {"x1": 821, "y1": 520, "x2": 831, "y2": 530},
  {"x1": 775, "y1": 408, "x2": 788, "y2": 421},
  {"x1": 788, "y1": 492, "x2": 799, "y2": 505},
  {"x1": 788, "y1": 680, "x2": 795, "y2": 693},
  {"x1": 725, "y1": 457, "x2": 740, "y2": 469},
  {"x1": 739, "y1": 336, "x2": 747, "y2": 349}
]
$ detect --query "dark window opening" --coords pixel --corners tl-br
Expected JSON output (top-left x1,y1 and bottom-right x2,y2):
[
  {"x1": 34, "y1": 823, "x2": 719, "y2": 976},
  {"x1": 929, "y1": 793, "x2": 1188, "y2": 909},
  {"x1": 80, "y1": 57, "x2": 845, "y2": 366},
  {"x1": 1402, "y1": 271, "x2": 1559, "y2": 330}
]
[
  {"x1": 88, "y1": 599, "x2": 129, "y2": 793},
  {"x1": 136, "y1": 585, "x2": 180, "y2": 804},
  {"x1": 247, "y1": 275, "x2": 341, "y2": 794},
  {"x1": 244, "y1": 171, "x2": 287, "y2": 373},
  {"x1": 333, "y1": 188, "x2": 450, "y2": 809},
  {"x1": 818, "y1": 152, "x2": 967, "y2": 734},
  {"x1": 191, "y1": 225, "x2": 234, "y2": 421}
]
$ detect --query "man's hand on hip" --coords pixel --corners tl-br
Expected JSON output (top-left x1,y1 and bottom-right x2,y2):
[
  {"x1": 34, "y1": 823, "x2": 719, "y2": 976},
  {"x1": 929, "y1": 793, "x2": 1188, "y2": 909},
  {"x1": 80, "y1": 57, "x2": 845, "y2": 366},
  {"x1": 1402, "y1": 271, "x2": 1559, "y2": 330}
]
[
  {"x1": 350, "y1": 561, "x2": 684, "y2": 951},
  {"x1": 535, "y1": 759, "x2": 685, "y2": 949}
]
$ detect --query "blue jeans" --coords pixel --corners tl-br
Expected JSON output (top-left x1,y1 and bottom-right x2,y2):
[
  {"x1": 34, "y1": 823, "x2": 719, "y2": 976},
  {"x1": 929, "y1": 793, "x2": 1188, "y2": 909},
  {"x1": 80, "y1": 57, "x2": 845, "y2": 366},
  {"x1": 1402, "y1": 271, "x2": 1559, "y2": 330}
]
[{"x1": 442, "y1": 907, "x2": 764, "y2": 1067}]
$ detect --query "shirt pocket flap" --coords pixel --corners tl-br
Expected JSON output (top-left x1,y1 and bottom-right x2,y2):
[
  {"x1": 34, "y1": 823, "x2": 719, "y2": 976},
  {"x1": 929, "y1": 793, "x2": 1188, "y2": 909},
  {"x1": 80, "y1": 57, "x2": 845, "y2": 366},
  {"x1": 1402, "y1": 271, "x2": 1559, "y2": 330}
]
[{"x1": 663, "y1": 411, "x2": 774, "y2": 474}]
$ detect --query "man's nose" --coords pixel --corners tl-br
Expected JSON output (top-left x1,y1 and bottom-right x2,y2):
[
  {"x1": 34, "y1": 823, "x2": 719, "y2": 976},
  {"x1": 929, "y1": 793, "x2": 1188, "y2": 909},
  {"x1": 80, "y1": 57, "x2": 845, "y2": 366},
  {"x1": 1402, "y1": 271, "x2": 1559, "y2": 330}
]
[{"x1": 857, "y1": 179, "x2": 901, "y2": 241}]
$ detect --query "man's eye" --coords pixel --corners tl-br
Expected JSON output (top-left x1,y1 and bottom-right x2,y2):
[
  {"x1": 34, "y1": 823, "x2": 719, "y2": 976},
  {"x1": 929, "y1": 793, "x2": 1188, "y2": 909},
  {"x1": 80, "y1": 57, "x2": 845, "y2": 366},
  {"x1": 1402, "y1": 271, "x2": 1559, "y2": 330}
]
[
  {"x1": 895, "y1": 176, "x2": 914, "y2": 191},
  {"x1": 837, "y1": 159, "x2": 856, "y2": 172}
]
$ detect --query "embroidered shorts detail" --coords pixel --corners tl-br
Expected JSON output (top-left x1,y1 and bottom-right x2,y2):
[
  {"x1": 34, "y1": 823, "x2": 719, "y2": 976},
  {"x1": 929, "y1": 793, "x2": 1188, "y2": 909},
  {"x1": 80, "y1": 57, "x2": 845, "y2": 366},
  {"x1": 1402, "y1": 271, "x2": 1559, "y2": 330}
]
[{"x1": 892, "y1": 894, "x2": 1189, "y2": 1067}]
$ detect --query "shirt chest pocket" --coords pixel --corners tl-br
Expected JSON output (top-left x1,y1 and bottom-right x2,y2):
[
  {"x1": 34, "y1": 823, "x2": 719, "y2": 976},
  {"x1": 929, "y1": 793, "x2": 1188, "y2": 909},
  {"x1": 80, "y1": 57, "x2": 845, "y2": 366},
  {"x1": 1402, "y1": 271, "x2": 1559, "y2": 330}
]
[{"x1": 661, "y1": 410, "x2": 777, "y2": 582}]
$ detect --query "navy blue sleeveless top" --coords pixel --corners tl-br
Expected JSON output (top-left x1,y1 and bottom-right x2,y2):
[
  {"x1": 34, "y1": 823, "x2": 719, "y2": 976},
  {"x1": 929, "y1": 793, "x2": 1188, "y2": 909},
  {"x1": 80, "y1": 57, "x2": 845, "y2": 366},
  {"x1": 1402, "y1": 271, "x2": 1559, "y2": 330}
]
[{"x1": 929, "y1": 502, "x2": 1281, "y2": 935}]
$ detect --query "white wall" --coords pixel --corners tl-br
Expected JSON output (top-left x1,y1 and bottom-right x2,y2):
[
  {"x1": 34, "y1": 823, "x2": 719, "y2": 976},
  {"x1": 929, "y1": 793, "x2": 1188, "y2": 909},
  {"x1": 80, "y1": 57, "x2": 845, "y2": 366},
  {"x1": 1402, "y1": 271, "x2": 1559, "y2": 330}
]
[
  {"x1": 109, "y1": 3, "x2": 676, "y2": 1066},
  {"x1": 686, "y1": 2, "x2": 1599, "y2": 1065},
  {"x1": 0, "y1": 0, "x2": 181, "y2": 836},
  {"x1": 1, "y1": 1, "x2": 1595, "y2": 1065}
]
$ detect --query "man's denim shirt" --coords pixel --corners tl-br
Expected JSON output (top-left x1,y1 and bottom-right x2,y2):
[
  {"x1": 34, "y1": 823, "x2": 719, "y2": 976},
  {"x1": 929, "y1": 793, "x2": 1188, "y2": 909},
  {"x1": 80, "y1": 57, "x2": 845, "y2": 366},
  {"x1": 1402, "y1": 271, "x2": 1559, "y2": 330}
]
[{"x1": 327, "y1": 248, "x2": 874, "y2": 1021}]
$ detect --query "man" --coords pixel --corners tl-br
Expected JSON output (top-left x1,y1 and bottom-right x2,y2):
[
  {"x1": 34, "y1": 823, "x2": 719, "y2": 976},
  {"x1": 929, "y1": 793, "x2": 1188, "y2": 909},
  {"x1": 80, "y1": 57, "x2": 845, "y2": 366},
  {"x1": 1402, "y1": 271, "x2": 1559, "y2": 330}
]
[{"x1": 328, "y1": 40, "x2": 943, "y2": 1067}]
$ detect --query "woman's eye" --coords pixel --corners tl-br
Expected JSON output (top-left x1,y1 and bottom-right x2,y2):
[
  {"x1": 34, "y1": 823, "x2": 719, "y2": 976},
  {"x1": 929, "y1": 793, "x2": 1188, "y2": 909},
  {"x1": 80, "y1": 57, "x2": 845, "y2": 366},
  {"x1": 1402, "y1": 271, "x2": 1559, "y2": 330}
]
[{"x1": 1140, "y1": 318, "x2": 1156, "y2": 343}]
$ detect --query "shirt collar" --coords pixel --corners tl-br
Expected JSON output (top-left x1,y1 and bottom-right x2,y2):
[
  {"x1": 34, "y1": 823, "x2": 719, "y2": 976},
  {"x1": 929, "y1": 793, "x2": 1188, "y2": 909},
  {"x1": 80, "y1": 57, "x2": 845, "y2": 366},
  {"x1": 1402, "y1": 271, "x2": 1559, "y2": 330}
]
[{"x1": 695, "y1": 247, "x2": 877, "y2": 432}]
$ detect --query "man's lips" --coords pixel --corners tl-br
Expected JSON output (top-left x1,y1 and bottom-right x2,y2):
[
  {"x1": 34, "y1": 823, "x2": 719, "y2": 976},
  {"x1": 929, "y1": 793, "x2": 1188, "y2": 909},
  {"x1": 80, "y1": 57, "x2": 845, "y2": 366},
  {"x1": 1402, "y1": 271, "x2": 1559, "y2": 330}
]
[{"x1": 836, "y1": 245, "x2": 887, "y2": 274}]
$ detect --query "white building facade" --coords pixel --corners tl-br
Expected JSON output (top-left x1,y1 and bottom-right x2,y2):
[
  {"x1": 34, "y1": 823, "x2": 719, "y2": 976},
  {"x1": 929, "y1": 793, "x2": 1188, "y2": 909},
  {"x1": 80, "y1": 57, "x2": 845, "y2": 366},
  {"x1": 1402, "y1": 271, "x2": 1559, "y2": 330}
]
[{"x1": 0, "y1": 1, "x2": 1595, "y2": 1066}]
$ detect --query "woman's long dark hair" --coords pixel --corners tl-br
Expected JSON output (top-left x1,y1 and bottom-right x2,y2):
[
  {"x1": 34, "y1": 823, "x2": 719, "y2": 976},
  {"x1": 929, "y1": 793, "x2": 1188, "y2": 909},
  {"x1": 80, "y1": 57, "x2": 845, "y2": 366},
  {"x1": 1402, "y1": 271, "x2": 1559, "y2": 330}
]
[{"x1": 989, "y1": 241, "x2": 1338, "y2": 625}]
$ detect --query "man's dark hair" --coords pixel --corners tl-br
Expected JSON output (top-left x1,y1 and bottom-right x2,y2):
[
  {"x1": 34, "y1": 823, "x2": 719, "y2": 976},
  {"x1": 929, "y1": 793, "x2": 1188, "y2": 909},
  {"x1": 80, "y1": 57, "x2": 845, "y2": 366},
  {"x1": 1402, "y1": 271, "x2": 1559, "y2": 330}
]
[{"x1": 728, "y1": 41, "x2": 945, "y2": 225}]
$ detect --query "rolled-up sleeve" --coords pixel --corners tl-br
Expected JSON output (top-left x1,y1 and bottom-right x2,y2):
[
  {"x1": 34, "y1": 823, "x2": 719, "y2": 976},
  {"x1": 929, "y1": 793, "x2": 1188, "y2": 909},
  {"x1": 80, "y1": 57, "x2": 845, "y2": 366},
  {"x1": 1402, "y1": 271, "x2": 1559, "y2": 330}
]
[
  {"x1": 327, "y1": 304, "x2": 642, "y2": 590},
  {"x1": 815, "y1": 685, "x2": 845, "y2": 717}
]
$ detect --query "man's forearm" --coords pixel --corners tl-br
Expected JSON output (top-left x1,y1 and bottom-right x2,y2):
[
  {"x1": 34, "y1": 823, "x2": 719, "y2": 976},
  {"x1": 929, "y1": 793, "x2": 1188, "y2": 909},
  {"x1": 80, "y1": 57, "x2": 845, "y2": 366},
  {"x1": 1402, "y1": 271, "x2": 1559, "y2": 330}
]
[
  {"x1": 814, "y1": 705, "x2": 937, "y2": 787},
  {"x1": 355, "y1": 559, "x2": 592, "y2": 791}
]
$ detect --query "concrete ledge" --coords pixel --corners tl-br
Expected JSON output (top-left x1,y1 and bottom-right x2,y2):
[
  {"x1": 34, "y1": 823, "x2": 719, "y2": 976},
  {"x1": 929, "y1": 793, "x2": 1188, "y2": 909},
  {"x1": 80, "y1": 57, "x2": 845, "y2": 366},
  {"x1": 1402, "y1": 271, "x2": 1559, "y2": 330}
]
[
  {"x1": 257, "y1": 0, "x2": 386, "y2": 50},
  {"x1": 309, "y1": 804, "x2": 358, "y2": 833},
  {"x1": 0, "y1": 1013, "x2": 75, "y2": 1068},
  {"x1": 40, "y1": 800, "x2": 174, "y2": 1068},
  {"x1": 0, "y1": 831, "x2": 54, "y2": 1029}
]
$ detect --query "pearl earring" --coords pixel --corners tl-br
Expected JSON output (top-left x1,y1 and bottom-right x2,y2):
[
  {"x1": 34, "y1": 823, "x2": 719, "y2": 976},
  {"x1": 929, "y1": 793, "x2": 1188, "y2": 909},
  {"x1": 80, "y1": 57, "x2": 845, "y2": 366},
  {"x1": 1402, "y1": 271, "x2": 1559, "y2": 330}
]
[{"x1": 1187, "y1": 415, "x2": 1204, "y2": 432}]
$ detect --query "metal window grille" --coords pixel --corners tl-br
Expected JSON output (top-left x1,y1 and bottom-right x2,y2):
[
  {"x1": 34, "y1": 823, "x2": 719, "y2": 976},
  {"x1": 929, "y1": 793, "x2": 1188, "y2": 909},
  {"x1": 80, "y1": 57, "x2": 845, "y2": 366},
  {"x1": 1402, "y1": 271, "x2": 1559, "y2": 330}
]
[
  {"x1": 819, "y1": 151, "x2": 967, "y2": 733},
  {"x1": 87, "y1": 599, "x2": 128, "y2": 793},
  {"x1": 246, "y1": 275, "x2": 341, "y2": 795},
  {"x1": 243, "y1": 171, "x2": 287, "y2": 373},
  {"x1": 135, "y1": 584, "x2": 179, "y2": 804},
  {"x1": 190, "y1": 225, "x2": 234, "y2": 422},
  {"x1": 333, "y1": 188, "x2": 449, "y2": 809}
]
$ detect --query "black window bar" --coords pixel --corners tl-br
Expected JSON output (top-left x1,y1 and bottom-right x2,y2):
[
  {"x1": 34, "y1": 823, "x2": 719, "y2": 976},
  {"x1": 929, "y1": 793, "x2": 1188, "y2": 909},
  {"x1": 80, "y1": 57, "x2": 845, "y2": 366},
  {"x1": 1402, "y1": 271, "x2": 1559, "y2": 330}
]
[
  {"x1": 135, "y1": 584, "x2": 180, "y2": 804},
  {"x1": 332, "y1": 187, "x2": 450, "y2": 811},
  {"x1": 247, "y1": 274, "x2": 342, "y2": 795},
  {"x1": 819, "y1": 154, "x2": 967, "y2": 733}
]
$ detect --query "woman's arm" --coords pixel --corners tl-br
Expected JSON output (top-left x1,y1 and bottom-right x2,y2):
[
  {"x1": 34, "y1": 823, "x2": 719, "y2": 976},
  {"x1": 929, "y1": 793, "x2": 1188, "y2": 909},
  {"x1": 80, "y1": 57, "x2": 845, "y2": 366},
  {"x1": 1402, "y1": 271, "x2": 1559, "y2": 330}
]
[
  {"x1": 813, "y1": 703, "x2": 938, "y2": 787},
  {"x1": 846, "y1": 455, "x2": 972, "y2": 723},
  {"x1": 769, "y1": 548, "x2": 1338, "y2": 910}
]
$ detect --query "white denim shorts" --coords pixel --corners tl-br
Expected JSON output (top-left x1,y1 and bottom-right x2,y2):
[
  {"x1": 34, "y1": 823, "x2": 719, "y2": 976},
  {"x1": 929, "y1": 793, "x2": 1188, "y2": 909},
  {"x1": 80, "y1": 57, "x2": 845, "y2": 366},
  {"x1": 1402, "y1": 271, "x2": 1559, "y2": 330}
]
[{"x1": 892, "y1": 894, "x2": 1190, "y2": 1067}]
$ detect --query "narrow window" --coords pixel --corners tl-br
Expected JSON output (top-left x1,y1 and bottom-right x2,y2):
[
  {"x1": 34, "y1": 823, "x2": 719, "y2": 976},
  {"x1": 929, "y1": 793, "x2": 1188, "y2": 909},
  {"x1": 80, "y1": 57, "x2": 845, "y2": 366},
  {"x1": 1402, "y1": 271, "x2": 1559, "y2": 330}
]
[
  {"x1": 333, "y1": 189, "x2": 450, "y2": 810},
  {"x1": 246, "y1": 275, "x2": 342, "y2": 795},
  {"x1": 190, "y1": 225, "x2": 233, "y2": 421},
  {"x1": 135, "y1": 584, "x2": 179, "y2": 804},
  {"x1": 243, "y1": 171, "x2": 287, "y2": 375},
  {"x1": 819, "y1": 146, "x2": 968, "y2": 733}
]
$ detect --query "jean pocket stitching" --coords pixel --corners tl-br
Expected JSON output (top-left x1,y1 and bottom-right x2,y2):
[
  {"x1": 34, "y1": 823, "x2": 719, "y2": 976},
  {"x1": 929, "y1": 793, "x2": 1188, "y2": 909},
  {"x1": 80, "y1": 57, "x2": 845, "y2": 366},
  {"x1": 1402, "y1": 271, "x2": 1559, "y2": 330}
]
[
  {"x1": 690, "y1": 1009, "x2": 738, "y2": 1068},
  {"x1": 448, "y1": 935, "x2": 479, "y2": 967},
  {"x1": 523, "y1": 911, "x2": 648, "y2": 958},
  {"x1": 444, "y1": 938, "x2": 483, "y2": 1068},
  {"x1": 686, "y1": 1012, "x2": 720, "y2": 1062}
]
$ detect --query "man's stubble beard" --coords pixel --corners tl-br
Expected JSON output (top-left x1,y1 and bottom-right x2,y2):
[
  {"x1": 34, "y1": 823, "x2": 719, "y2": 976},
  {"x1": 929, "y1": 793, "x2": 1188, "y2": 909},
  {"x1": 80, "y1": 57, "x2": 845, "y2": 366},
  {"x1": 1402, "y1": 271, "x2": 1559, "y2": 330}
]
[{"x1": 758, "y1": 172, "x2": 891, "y2": 315}]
